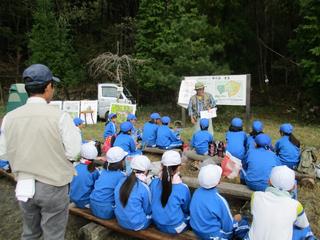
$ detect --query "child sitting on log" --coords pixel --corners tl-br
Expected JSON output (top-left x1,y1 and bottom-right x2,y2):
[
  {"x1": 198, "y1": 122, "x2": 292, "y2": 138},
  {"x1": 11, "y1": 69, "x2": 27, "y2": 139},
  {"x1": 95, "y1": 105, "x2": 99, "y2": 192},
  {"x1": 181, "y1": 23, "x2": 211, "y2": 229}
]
[
  {"x1": 190, "y1": 164, "x2": 249, "y2": 239},
  {"x1": 90, "y1": 147, "x2": 127, "y2": 219},
  {"x1": 150, "y1": 150, "x2": 191, "y2": 234},
  {"x1": 113, "y1": 121, "x2": 142, "y2": 156},
  {"x1": 246, "y1": 120, "x2": 264, "y2": 151},
  {"x1": 70, "y1": 142, "x2": 100, "y2": 208},
  {"x1": 156, "y1": 116, "x2": 183, "y2": 150},
  {"x1": 225, "y1": 117, "x2": 247, "y2": 161},
  {"x1": 244, "y1": 165, "x2": 315, "y2": 240},
  {"x1": 114, "y1": 155, "x2": 152, "y2": 231},
  {"x1": 242, "y1": 134, "x2": 279, "y2": 191},
  {"x1": 275, "y1": 123, "x2": 301, "y2": 169},
  {"x1": 190, "y1": 118, "x2": 214, "y2": 155},
  {"x1": 142, "y1": 112, "x2": 161, "y2": 147}
]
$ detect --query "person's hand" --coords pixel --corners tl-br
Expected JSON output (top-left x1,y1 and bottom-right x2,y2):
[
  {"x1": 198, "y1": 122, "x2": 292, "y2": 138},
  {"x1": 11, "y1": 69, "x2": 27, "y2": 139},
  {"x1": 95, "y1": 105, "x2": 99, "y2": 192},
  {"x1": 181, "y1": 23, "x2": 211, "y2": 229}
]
[
  {"x1": 136, "y1": 143, "x2": 142, "y2": 149},
  {"x1": 191, "y1": 117, "x2": 196, "y2": 125},
  {"x1": 234, "y1": 214, "x2": 242, "y2": 222}
]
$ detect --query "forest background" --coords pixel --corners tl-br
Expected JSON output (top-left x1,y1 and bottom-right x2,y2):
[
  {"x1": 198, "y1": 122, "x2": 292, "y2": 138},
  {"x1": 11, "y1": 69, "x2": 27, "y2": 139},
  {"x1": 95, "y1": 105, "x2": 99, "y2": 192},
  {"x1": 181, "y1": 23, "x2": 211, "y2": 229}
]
[{"x1": 0, "y1": 0, "x2": 319, "y2": 121}]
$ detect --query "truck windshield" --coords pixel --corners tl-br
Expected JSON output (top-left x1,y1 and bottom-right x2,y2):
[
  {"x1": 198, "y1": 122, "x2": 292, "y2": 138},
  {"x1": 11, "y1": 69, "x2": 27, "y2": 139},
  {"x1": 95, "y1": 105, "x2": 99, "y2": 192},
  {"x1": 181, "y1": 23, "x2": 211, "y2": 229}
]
[{"x1": 102, "y1": 87, "x2": 118, "y2": 98}]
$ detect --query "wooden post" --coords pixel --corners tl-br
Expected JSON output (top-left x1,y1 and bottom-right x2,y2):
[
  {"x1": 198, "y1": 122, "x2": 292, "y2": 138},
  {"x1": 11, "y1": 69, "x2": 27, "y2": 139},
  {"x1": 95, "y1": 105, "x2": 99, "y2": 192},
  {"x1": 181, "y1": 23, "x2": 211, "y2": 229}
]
[
  {"x1": 245, "y1": 74, "x2": 251, "y2": 132},
  {"x1": 181, "y1": 107, "x2": 186, "y2": 127}
]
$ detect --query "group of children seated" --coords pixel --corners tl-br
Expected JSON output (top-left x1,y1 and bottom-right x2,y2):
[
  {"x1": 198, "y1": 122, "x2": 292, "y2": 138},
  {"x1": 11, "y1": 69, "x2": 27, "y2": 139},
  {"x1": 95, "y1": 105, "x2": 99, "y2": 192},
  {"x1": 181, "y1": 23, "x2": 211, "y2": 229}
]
[
  {"x1": 68, "y1": 113, "x2": 316, "y2": 239},
  {"x1": 70, "y1": 142, "x2": 314, "y2": 240},
  {"x1": 103, "y1": 112, "x2": 183, "y2": 153}
]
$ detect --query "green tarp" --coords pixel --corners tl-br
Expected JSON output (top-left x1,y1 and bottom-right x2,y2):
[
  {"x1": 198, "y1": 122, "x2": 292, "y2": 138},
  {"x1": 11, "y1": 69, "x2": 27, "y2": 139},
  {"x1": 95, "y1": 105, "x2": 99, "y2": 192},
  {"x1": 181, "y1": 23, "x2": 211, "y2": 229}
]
[{"x1": 6, "y1": 84, "x2": 28, "y2": 113}]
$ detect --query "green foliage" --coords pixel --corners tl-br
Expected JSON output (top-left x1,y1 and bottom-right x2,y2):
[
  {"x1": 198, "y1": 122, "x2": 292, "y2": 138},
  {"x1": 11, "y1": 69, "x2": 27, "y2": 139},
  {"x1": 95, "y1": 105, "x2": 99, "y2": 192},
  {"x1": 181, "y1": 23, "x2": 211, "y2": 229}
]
[
  {"x1": 135, "y1": 0, "x2": 229, "y2": 98},
  {"x1": 289, "y1": 0, "x2": 320, "y2": 85},
  {"x1": 28, "y1": 0, "x2": 84, "y2": 98}
]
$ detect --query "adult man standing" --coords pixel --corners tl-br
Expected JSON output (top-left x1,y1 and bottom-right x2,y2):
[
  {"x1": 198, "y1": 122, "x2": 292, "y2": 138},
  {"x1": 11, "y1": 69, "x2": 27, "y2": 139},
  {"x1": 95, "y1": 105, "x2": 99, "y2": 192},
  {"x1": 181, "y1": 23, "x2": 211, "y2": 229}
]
[
  {"x1": 0, "y1": 64, "x2": 81, "y2": 240},
  {"x1": 188, "y1": 82, "x2": 216, "y2": 134}
]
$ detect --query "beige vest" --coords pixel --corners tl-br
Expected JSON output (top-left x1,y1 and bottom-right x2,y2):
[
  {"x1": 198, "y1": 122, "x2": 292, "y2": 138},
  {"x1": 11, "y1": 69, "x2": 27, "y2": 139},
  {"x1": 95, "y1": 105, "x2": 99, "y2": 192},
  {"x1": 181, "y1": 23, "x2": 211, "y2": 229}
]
[{"x1": 4, "y1": 103, "x2": 76, "y2": 186}]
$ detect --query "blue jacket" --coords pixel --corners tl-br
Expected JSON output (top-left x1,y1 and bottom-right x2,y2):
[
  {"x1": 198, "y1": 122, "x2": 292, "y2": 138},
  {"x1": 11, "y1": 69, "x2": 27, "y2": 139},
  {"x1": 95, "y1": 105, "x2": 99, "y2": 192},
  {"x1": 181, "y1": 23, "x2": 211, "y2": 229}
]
[
  {"x1": 243, "y1": 148, "x2": 279, "y2": 191},
  {"x1": 114, "y1": 133, "x2": 137, "y2": 154},
  {"x1": 246, "y1": 135, "x2": 256, "y2": 151},
  {"x1": 70, "y1": 163, "x2": 100, "y2": 208},
  {"x1": 156, "y1": 125, "x2": 181, "y2": 148},
  {"x1": 90, "y1": 170, "x2": 126, "y2": 219},
  {"x1": 226, "y1": 131, "x2": 247, "y2": 160},
  {"x1": 114, "y1": 178, "x2": 152, "y2": 231},
  {"x1": 190, "y1": 187, "x2": 235, "y2": 239},
  {"x1": 150, "y1": 178, "x2": 191, "y2": 233},
  {"x1": 275, "y1": 136, "x2": 300, "y2": 168},
  {"x1": 142, "y1": 122, "x2": 158, "y2": 146},
  {"x1": 190, "y1": 130, "x2": 213, "y2": 155},
  {"x1": 103, "y1": 122, "x2": 116, "y2": 139}
]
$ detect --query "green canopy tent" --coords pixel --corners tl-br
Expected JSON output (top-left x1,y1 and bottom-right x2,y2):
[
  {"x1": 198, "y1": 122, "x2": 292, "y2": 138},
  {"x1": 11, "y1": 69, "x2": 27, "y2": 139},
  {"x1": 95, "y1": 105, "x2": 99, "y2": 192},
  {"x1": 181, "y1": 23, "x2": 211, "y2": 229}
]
[{"x1": 6, "y1": 83, "x2": 28, "y2": 113}]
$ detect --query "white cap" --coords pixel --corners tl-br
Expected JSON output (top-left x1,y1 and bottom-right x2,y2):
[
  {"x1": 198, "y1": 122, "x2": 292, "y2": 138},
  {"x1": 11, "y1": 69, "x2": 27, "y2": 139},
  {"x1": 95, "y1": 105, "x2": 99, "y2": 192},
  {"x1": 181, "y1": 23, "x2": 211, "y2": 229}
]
[
  {"x1": 131, "y1": 155, "x2": 151, "y2": 172},
  {"x1": 81, "y1": 142, "x2": 98, "y2": 160},
  {"x1": 198, "y1": 165, "x2": 222, "y2": 189},
  {"x1": 161, "y1": 150, "x2": 181, "y2": 166},
  {"x1": 106, "y1": 147, "x2": 128, "y2": 163},
  {"x1": 270, "y1": 166, "x2": 295, "y2": 191}
]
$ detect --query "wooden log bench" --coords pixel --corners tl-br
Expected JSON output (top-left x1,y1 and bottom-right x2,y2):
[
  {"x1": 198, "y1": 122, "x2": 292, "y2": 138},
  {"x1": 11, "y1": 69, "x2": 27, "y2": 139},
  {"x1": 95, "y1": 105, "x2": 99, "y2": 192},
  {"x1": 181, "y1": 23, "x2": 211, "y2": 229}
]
[
  {"x1": 143, "y1": 147, "x2": 181, "y2": 155},
  {"x1": 69, "y1": 207, "x2": 197, "y2": 240},
  {"x1": 182, "y1": 176, "x2": 253, "y2": 200}
]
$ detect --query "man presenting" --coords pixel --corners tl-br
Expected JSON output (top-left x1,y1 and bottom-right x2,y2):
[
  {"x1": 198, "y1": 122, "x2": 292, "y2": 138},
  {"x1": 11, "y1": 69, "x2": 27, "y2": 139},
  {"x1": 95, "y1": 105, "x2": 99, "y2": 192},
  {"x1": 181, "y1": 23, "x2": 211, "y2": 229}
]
[
  {"x1": 0, "y1": 64, "x2": 81, "y2": 240},
  {"x1": 188, "y1": 82, "x2": 216, "y2": 134}
]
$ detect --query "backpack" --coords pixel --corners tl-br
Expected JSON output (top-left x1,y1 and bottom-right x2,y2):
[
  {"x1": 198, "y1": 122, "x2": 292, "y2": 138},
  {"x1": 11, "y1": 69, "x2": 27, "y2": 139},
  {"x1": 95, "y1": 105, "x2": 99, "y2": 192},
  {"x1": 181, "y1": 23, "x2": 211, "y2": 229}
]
[{"x1": 297, "y1": 147, "x2": 319, "y2": 177}]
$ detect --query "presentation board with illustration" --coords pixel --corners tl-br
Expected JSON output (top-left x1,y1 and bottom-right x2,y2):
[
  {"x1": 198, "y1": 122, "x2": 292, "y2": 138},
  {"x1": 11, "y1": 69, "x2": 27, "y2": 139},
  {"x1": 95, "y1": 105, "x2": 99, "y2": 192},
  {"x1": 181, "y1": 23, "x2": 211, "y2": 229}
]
[
  {"x1": 110, "y1": 103, "x2": 136, "y2": 123},
  {"x1": 178, "y1": 75, "x2": 248, "y2": 108}
]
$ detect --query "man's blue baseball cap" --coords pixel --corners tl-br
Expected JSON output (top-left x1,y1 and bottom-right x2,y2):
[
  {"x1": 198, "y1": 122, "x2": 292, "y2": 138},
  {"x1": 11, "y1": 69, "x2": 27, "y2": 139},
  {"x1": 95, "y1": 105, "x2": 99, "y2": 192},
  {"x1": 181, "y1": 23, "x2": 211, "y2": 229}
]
[
  {"x1": 200, "y1": 118, "x2": 209, "y2": 128},
  {"x1": 73, "y1": 117, "x2": 84, "y2": 126},
  {"x1": 280, "y1": 123, "x2": 293, "y2": 134},
  {"x1": 23, "y1": 64, "x2": 60, "y2": 86},
  {"x1": 150, "y1": 112, "x2": 161, "y2": 119},
  {"x1": 231, "y1": 117, "x2": 243, "y2": 128},
  {"x1": 255, "y1": 133, "x2": 271, "y2": 147},
  {"x1": 252, "y1": 120, "x2": 263, "y2": 132},
  {"x1": 127, "y1": 113, "x2": 137, "y2": 121},
  {"x1": 120, "y1": 121, "x2": 133, "y2": 132},
  {"x1": 161, "y1": 116, "x2": 171, "y2": 124}
]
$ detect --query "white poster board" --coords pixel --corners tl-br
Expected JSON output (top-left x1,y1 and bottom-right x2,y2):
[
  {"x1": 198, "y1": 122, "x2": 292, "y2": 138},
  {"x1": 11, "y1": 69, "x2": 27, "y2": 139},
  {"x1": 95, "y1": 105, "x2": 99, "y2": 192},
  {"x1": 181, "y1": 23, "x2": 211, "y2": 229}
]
[
  {"x1": 49, "y1": 101, "x2": 63, "y2": 110},
  {"x1": 80, "y1": 100, "x2": 98, "y2": 124},
  {"x1": 178, "y1": 75, "x2": 247, "y2": 108},
  {"x1": 63, "y1": 101, "x2": 80, "y2": 119}
]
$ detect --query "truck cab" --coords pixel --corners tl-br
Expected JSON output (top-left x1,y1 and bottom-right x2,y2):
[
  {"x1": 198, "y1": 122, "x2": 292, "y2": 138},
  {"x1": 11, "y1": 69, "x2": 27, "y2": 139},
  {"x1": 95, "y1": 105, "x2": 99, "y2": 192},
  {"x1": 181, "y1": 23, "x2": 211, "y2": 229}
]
[{"x1": 97, "y1": 83, "x2": 135, "y2": 120}]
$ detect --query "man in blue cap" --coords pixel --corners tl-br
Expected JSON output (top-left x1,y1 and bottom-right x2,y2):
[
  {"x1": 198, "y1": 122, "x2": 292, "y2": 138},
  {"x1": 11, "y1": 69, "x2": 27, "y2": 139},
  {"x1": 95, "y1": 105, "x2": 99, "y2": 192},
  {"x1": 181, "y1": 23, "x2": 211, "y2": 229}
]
[
  {"x1": 188, "y1": 82, "x2": 216, "y2": 135},
  {"x1": 0, "y1": 64, "x2": 81, "y2": 240}
]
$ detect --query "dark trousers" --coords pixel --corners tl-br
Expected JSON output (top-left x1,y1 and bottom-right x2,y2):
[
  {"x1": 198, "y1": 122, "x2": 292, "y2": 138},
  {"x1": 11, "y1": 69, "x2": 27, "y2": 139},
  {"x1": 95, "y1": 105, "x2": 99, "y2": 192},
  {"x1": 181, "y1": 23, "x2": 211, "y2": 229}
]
[{"x1": 19, "y1": 181, "x2": 69, "y2": 240}]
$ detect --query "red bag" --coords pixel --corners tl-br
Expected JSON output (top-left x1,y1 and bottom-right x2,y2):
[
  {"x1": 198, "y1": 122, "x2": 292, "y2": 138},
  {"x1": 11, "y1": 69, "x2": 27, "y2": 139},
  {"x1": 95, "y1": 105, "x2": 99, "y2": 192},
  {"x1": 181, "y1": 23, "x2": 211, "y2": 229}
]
[
  {"x1": 221, "y1": 151, "x2": 242, "y2": 179},
  {"x1": 102, "y1": 135, "x2": 116, "y2": 153}
]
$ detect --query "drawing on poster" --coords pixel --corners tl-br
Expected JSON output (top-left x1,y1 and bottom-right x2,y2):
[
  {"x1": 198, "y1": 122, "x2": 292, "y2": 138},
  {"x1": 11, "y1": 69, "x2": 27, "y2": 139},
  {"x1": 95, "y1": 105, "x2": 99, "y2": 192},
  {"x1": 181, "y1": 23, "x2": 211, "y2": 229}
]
[{"x1": 110, "y1": 103, "x2": 136, "y2": 124}]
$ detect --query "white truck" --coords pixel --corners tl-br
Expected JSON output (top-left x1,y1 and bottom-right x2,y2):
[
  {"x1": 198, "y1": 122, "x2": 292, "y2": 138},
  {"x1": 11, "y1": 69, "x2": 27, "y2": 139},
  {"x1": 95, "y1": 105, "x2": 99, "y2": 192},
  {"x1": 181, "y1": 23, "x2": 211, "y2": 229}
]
[{"x1": 97, "y1": 83, "x2": 135, "y2": 120}]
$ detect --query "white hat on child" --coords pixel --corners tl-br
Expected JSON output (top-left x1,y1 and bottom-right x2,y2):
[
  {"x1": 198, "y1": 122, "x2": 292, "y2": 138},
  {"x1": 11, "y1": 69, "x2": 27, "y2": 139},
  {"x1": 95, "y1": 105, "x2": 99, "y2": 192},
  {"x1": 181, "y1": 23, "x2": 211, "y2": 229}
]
[
  {"x1": 81, "y1": 142, "x2": 98, "y2": 160},
  {"x1": 198, "y1": 164, "x2": 222, "y2": 189},
  {"x1": 270, "y1": 165, "x2": 295, "y2": 191},
  {"x1": 161, "y1": 150, "x2": 181, "y2": 166},
  {"x1": 106, "y1": 147, "x2": 128, "y2": 163},
  {"x1": 131, "y1": 155, "x2": 151, "y2": 172}
]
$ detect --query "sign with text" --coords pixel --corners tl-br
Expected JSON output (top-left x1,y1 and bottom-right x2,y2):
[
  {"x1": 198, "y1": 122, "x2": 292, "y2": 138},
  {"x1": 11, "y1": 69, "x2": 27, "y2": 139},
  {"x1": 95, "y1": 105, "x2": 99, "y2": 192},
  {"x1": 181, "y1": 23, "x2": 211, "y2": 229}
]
[{"x1": 178, "y1": 75, "x2": 247, "y2": 108}]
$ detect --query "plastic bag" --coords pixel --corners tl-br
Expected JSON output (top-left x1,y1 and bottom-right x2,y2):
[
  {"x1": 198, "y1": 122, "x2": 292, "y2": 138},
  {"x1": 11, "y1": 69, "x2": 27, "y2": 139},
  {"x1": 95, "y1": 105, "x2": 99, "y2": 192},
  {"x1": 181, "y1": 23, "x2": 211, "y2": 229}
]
[{"x1": 221, "y1": 151, "x2": 242, "y2": 179}]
